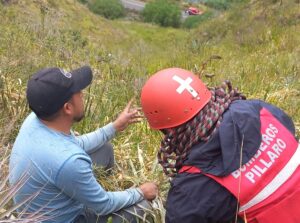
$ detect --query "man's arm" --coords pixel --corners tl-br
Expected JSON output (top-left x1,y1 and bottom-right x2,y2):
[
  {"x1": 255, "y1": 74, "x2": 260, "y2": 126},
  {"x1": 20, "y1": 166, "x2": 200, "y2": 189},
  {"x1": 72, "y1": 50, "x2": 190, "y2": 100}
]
[
  {"x1": 55, "y1": 155, "x2": 144, "y2": 215},
  {"x1": 75, "y1": 123, "x2": 116, "y2": 153},
  {"x1": 75, "y1": 100, "x2": 142, "y2": 153}
]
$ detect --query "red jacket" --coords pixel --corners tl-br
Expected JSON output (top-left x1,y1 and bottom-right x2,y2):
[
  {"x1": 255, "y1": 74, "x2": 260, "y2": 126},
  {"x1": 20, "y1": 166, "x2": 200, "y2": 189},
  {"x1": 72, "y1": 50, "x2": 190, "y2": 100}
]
[
  {"x1": 166, "y1": 100, "x2": 298, "y2": 223},
  {"x1": 180, "y1": 108, "x2": 300, "y2": 223}
]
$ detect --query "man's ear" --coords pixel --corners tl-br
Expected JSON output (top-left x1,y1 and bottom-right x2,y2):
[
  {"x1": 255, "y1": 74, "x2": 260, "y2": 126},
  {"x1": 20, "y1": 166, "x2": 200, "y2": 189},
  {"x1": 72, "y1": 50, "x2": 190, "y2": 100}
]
[{"x1": 63, "y1": 102, "x2": 73, "y2": 116}]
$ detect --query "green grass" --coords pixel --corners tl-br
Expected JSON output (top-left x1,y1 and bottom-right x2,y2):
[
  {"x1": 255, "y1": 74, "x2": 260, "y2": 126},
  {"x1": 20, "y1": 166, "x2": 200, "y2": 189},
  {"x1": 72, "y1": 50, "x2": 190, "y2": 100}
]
[
  {"x1": 182, "y1": 11, "x2": 214, "y2": 29},
  {"x1": 0, "y1": 0, "x2": 299, "y2": 221}
]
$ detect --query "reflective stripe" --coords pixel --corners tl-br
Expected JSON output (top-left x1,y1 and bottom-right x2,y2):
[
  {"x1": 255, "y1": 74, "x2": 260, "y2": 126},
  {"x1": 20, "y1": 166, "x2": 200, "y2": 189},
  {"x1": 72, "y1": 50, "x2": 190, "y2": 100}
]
[{"x1": 240, "y1": 144, "x2": 300, "y2": 212}]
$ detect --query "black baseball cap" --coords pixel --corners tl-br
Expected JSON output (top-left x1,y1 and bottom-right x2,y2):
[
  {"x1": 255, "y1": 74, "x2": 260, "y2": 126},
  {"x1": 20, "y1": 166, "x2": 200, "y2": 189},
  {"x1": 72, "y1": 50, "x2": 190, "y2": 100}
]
[{"x1": 26, "y1": 65, "x2": 93, "y2": 117}]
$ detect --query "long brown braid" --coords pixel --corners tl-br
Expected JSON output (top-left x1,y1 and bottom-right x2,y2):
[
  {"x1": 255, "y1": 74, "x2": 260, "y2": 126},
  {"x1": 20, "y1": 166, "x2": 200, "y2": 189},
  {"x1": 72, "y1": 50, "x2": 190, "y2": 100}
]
[{"x1": 158, "y1": 80, "x2": 246, "y2": 177}]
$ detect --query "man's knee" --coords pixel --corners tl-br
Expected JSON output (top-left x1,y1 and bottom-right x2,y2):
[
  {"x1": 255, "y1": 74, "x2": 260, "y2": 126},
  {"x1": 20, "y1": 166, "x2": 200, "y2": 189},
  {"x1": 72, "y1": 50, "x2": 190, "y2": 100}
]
[
  {"x1": 112, "y1": 200, "x2": 154, "y2": 223},
  {"x1": 88, "y1": 142, "x2": 115, "y2": 170}
]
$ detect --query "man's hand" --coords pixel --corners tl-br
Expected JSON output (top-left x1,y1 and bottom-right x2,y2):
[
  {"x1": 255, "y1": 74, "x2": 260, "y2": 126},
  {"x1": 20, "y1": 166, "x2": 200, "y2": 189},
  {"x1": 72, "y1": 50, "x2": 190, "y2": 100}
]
[
  {"x1": 113, "y1": 100, "x2": 143, "y2": 132},
  {"x1": 139, "y1": 182, "x2": 158, "y2": 201}
]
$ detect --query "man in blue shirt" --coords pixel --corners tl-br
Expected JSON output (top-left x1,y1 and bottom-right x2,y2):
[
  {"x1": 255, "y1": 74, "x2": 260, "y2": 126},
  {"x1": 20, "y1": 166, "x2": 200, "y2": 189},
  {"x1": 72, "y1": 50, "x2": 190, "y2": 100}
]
[{"x1": 9, "y1": 66, "x2": 158, "y2": 223}]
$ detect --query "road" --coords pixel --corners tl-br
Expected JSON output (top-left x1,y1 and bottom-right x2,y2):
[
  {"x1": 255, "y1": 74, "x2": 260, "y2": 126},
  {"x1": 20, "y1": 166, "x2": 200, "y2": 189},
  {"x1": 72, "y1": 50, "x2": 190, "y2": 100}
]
[
  {"x1": 121, "y1": 0, "x2": 145, "y2": 11},
  {"x1": 181, "y1": 11, "x2": 189, "y2": 20},
  {"x1": 121, "y1": 0, "x2": 189, "y2": 20}
]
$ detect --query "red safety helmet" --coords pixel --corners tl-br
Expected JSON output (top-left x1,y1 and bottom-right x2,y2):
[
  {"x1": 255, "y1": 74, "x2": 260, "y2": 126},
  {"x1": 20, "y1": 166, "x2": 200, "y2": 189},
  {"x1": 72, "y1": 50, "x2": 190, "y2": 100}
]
[{"x1": 141, "y1": 68, "x2": 212, "y2": 129}]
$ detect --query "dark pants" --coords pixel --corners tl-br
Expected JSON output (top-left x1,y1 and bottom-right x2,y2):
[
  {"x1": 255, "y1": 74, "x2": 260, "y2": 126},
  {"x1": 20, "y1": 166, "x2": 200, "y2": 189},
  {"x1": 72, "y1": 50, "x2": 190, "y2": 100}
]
[
  {"x1": 74, "y1": 143, "x2": 154, "y2": 223},
  {"x1": 88, "y1": 142, "x2": 115, "y2": 170},
  {"x1": 75, "y1": 200, "x2": 154, "y2": 223}
]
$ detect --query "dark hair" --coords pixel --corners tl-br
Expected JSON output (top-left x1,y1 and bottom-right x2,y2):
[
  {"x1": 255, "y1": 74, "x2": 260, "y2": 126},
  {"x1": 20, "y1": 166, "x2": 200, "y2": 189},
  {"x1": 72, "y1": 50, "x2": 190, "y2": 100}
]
[
  {"x1": 36, "y1": 109, "x2": 62, "y2": 121},
  {"x1": 35, "y1": 94, "x2": 78, "y2": 121}
]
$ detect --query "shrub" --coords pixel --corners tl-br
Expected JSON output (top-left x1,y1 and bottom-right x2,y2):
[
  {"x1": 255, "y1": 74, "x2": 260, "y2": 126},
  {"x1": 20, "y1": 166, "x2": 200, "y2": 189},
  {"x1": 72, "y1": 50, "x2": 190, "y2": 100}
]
[
  {"x1": 77, "y1": 0, "x2": 88, "y2": 4},
  {"x1": 199, "y1": 0, "x2": 248, "y2": 10},
  {"x1": 202, "y1": 0, "x2": 231, "y2": 10},
  {"x1": 182, "y1": 11, "x2": 214, "y2": 29},
  {"x1": 142, "y1": 0, "x2": 181, "y2": 28},
  {"x1": 88, "y1": 0, "x2": 125, "y2": 19}
]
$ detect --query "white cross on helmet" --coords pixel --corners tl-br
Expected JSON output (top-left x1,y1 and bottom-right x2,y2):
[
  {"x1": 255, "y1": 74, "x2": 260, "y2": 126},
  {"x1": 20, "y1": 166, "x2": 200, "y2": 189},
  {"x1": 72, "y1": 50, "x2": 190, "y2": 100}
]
[{"x1": 172, "y1": 75, "x2": 199, "y2": 98}]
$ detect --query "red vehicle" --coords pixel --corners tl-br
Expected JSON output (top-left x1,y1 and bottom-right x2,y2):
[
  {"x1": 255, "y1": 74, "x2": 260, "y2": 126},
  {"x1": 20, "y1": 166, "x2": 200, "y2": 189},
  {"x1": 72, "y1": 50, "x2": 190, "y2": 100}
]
[{"x1": 186, "y1": 7, "x2": 201, "y2": 15}]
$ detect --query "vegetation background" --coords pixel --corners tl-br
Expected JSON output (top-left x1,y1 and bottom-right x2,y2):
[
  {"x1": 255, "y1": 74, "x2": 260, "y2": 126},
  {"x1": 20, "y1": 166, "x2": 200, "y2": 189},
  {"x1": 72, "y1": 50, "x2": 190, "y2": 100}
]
[{"x1": 0, "y1": 0, "x2": 299, "y2": 222}]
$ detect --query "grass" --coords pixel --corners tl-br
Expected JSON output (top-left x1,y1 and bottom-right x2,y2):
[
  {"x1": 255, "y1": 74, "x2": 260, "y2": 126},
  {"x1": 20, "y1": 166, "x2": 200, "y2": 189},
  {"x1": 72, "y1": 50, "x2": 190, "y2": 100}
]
[{"x1": 0, "y1": 0, "x2": 299, "y2": 222}]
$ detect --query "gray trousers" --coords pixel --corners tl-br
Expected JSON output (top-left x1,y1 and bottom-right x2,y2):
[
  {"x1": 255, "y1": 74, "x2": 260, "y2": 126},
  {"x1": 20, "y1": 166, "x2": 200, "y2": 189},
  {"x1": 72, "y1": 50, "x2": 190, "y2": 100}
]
[{"x1": 74, "y1": 143, "x2": 153, "y2": 223}]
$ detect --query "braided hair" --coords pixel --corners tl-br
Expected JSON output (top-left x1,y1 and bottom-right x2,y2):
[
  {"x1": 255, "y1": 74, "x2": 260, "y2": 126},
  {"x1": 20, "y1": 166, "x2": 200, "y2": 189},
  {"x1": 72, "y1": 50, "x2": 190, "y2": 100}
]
[{"x1": 158, "y1": 80, "x2": 246, "y2": 177}]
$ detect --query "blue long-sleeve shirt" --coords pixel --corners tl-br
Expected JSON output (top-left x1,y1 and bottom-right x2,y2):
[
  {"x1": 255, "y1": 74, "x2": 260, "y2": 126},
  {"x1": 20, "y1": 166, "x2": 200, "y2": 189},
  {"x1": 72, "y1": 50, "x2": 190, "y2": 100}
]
[{"x1": 9, "y1": 113, "x2": 143, "y2": 223}]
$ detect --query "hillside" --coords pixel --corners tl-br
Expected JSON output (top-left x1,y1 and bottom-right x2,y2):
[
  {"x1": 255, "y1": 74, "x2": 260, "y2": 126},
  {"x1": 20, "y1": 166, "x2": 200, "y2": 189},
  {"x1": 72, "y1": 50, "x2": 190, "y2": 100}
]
[
  {"x1": 0, "y1": 0, "x2": 189, "y2": 76},
  {"x1": 189, "y1": 0, "x2": 300, "y2": 121},
  {"x1": 0, "y1": 0, "x2": 299, "y2": 222},
  {"x1": 0, "y1": 0, "x2": 190, "y2": 135}
]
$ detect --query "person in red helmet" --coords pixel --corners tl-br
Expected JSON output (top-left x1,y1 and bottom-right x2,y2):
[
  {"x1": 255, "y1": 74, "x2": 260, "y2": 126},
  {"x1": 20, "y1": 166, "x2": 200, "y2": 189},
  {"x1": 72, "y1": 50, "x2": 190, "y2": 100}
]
[{"x1": 141, "y1": 68, "x2": 299, "y2": 223}]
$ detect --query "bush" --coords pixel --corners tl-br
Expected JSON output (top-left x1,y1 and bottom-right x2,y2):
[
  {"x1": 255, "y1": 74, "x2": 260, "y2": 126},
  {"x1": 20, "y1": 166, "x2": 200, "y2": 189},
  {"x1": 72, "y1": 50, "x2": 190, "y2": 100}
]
[
  {"x1": 88, "y1": 0, "x2": 125, "y2": 19},
  {"x1": 77, "y1": 0, "x2": 88, "y2": 4},
  {"x1": 201, "y1": 0, "x2": 248, "y2": 10},
  {"x1": 182, "y1": 11, "x2": 214, "y2": 29},
  {"x1": 142, "y1": 0, "x2": 181, "y2": 28},
  {"x1": 202, "y1": 0, "x2": 231, "y2": 10}
]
